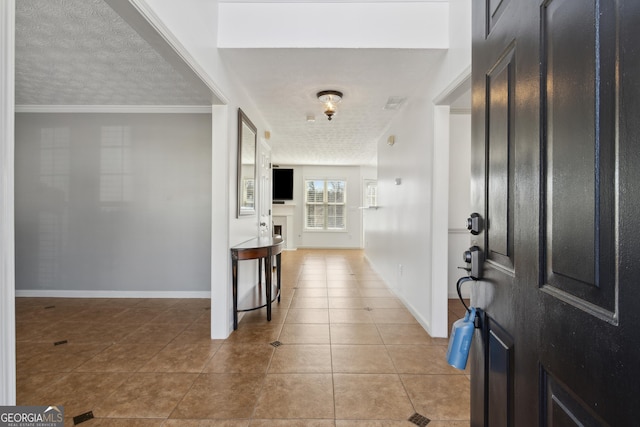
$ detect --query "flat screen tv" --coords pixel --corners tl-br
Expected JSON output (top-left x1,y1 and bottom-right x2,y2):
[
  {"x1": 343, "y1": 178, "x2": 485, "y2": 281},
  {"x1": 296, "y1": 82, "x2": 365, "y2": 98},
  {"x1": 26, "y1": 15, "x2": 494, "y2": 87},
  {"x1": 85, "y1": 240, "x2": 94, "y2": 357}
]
[{"x1": 272, "y1": 168, "x2": 294, "y2": 201}]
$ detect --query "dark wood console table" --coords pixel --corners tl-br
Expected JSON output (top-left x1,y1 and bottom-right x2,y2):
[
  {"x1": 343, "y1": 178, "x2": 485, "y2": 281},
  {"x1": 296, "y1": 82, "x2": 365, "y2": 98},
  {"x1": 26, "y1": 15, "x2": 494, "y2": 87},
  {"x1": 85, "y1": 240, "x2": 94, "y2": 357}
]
[{"x1": 230, "y1": 235, "x2": 284, "y2": 330}]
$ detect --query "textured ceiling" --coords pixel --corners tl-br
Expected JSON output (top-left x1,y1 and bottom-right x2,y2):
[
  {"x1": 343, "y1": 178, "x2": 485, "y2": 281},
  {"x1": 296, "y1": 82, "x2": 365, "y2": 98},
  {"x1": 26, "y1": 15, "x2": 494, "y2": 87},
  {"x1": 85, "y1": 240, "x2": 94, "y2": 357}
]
[
  {"x1": 15, "y1": 0, "x2": 466, "y2": 166},
  {"x1": 15, "y1": 0, "x2": 213, "y2": 105},
  {"x1": 220, "y1": 48, "x2": 447, "y2": 166}
]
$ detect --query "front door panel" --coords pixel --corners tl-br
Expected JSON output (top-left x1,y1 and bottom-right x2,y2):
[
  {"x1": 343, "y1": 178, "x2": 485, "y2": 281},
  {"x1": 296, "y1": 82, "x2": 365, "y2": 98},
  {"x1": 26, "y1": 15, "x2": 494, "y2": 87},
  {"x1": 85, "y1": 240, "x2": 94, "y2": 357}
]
[
  {"x1": 541, "y1": 0, "x2": 617, "y2": 320},
  {"x1": 486, "y1": 43, "x2": 515, "y2": 272},
  {"x1": 471, "y1": 0, "x2": 640, "y2": 425}
]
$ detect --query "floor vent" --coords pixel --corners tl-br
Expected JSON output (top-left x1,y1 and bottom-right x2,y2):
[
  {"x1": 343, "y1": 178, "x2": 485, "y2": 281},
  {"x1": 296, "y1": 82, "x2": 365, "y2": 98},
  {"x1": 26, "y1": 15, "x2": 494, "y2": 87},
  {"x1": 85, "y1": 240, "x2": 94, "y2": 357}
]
[
  {"x1": 73, "y1": 411, "x2": 94, "y2": 425},
  {"x1": 364, "y1": 307, "x2": 373, "y2": 311},
  {"x1": 270, "y1": 340, "x2": 282, "y2": 348},
  {"x1": 54, "y1": 340, "x2": 68, "y2": 346},
  {"x1": 44, "y1": 305, "x2": 56, "y2": 309},
  {"x1": 408, "y1": 412, "x2": 431, "y2": 426}
]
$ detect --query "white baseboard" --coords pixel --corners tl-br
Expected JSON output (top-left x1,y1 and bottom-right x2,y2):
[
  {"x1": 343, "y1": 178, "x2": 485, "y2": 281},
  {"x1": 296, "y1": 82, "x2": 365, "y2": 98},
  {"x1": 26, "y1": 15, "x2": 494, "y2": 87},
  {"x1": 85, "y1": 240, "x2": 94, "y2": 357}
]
[{"x1": 15, "y1": 290, "x2": 211, "y2": 299}]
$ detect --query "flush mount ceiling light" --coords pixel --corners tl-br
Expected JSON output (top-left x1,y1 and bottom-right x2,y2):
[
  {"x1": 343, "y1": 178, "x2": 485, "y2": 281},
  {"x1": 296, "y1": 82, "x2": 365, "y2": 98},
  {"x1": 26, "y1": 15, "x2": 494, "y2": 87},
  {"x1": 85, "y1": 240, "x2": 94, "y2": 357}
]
[{"x1": 317, "y1": 90, "x2": 343, "y2": 121}]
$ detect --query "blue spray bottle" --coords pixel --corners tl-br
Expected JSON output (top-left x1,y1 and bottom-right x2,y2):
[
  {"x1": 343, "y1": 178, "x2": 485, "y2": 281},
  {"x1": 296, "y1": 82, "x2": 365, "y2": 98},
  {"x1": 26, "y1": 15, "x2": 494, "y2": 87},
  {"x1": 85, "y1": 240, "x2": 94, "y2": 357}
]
[{"x1": 446, "y1": 307, "x2": 476, "y2": 370}]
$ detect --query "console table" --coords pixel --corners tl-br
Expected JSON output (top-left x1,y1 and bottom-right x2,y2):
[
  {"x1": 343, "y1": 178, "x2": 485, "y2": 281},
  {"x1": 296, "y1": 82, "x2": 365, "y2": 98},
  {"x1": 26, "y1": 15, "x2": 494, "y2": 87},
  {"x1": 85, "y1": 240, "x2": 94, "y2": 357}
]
[{"x1": 230, "y1": 235, "x2": 284, "y2": 330}]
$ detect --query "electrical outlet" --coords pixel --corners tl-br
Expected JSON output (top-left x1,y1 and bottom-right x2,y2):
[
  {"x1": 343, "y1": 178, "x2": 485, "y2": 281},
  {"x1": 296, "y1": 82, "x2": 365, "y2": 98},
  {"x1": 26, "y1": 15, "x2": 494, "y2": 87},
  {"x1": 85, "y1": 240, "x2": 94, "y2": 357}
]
[{"x1": 398, "y1": 264, "x2": 403, "y2": 276}]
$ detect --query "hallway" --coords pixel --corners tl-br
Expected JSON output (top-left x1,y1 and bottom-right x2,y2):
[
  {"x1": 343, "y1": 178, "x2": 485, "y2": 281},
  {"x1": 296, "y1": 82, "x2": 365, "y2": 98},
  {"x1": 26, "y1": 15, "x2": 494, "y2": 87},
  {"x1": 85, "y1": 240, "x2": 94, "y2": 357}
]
[{"x1": 16, "y1": 249, "x2": 470, "y2": 426}]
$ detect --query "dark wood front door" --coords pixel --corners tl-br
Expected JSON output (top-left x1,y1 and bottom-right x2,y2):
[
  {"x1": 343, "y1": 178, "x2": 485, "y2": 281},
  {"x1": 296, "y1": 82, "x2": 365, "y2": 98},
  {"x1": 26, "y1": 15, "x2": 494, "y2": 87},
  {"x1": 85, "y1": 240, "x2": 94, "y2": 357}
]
[{"x1": 470, "y1": 0, "x2": 640, "y2": 425}]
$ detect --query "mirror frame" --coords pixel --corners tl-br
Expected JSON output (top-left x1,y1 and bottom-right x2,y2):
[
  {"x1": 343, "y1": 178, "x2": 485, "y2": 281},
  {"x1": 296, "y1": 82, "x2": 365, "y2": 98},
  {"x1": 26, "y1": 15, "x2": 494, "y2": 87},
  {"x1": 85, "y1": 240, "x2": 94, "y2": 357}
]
[{"x1": 237, "y1": 108, "x2": 257, "y2": 217}]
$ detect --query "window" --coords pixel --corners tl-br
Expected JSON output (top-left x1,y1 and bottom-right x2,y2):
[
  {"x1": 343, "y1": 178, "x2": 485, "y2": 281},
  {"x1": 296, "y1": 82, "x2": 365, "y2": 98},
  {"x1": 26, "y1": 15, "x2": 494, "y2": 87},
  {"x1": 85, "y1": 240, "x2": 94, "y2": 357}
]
[
  {"x1": 40, "y1": 127, "x2": 70, "y2": 202},
  {"x1": 305, "y1": 179, "x2": 347, "y2": 230},
  {"x1": 242, "y1": 178, "x2": 255, "y2": 209},
  {"x1": 365, "y1": 180, "x2": 378, "y2": 207},
  {"x1": 100, "y1": 126, "x2": 133, "y2": 204}
]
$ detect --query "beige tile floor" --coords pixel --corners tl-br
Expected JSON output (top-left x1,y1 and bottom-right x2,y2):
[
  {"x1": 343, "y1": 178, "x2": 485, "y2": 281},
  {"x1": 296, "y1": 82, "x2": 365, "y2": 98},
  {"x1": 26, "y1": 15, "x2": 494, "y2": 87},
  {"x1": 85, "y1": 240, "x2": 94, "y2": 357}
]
[{"x1": 16, "y1": 249, "x2": 470, "y2": 426}]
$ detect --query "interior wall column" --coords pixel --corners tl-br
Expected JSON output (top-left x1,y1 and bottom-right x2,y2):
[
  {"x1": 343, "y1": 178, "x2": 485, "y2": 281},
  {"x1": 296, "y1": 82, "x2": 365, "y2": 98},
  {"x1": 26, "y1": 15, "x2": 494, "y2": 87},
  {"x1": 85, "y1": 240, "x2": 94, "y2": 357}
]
[
  {"x1": 431, "y1": 105, "x2": 451, "y2": 337},
  {"x1": 0, "y1": 0, "x2": 16, "y2": 405},
  {"x1": 210, "y1": 105, "x2": 232, "y2": 338}
]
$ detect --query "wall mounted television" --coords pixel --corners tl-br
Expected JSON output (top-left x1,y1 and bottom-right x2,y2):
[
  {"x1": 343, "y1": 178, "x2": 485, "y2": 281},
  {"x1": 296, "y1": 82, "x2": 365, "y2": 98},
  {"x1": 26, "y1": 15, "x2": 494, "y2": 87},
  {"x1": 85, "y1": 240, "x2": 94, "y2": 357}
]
[{"x1": 272, "y1": 168, "x2": 294, "y2": 201}]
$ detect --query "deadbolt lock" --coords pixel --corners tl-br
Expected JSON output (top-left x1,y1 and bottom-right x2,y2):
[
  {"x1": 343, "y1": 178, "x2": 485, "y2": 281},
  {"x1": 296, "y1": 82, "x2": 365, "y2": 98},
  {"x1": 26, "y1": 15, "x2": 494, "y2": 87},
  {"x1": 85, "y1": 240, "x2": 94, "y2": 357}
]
[{"x1": 467, "y1": 213, "x2": 483, "y2": 235}]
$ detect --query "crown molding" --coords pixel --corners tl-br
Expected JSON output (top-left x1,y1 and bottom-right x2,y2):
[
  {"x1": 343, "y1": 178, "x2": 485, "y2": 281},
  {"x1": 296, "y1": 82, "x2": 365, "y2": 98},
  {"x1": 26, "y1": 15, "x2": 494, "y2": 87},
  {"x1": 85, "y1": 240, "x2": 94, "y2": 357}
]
[
  {"x1": 15, "y1": 105, "x2": 213, "y2": 114},
  {"x1": 433, "y1": 64, "x2": 471, "y2": 106}
]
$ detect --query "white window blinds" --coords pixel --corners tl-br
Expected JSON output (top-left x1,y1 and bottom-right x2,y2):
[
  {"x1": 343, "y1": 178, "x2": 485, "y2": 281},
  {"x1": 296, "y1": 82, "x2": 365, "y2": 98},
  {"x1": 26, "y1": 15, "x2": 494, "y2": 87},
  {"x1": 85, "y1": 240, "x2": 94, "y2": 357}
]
[{"x1": 305, "y1": 179, "x2": 346, "y2": 230}]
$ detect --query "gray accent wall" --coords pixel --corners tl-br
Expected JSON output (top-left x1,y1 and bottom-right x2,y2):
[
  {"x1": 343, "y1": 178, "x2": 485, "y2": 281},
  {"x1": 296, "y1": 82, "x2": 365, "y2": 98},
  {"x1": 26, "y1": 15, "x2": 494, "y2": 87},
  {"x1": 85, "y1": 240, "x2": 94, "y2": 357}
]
[{"x1": 15, "y1": 113, "x2": 212, "y2": 294}]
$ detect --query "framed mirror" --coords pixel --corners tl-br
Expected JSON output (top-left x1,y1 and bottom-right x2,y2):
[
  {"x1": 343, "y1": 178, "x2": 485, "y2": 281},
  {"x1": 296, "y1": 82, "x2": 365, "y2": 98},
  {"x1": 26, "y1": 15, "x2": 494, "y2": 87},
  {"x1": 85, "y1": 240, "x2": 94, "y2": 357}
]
[{"x1": 237, "y1": 108, "x2": 257, "y2": 217}]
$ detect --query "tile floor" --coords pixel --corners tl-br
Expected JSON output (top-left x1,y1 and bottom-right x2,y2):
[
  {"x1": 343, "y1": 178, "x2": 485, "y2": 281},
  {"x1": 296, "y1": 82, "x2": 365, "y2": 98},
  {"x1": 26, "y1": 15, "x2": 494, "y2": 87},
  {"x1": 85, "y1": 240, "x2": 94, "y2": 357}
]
[{"x1": 16, "y1": 249, "x2": 470, "y2": 426}]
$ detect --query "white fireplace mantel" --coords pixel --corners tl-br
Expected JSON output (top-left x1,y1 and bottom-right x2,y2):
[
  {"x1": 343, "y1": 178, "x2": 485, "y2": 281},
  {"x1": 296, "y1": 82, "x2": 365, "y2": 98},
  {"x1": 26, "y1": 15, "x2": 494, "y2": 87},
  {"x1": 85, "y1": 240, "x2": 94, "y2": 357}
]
[
  {"x1": 272, "y1": 204, "x2": 295, "y2": 217},
  {"x1": 272, "y1": 204, "x2": 295, "y2": 250}
]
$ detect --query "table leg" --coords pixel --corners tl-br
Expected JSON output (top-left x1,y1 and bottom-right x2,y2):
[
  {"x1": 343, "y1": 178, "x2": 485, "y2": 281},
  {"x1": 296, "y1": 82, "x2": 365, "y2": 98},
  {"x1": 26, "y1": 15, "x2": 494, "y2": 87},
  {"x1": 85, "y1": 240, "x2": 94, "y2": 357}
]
[
  {"x1": 265, "y1": 254, "x2": 272, "y2": 321},
  {"x1": 258, "y1": 257, "x2": 263, "y2": 289},
  {"x1": 276, "y1": 252, "x2": 282, "y2": 303},
  {"x1": 232, "y1": 257, "x2": 238, "y2": 330}
]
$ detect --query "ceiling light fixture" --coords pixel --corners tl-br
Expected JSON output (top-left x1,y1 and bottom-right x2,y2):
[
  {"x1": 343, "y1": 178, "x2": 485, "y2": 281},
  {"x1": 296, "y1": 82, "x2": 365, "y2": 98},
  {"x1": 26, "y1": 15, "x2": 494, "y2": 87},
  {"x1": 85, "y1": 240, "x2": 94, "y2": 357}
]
[{"x1": 317, "y1": 90, "x2": 343, "y2": 121}]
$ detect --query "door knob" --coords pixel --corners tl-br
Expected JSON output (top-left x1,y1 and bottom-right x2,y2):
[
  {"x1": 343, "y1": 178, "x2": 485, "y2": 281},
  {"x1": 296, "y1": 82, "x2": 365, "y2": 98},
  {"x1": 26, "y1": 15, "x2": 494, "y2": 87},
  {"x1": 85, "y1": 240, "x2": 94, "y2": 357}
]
[{"x1": 463, "y1": 246, "x2": 483, "y2": 279}]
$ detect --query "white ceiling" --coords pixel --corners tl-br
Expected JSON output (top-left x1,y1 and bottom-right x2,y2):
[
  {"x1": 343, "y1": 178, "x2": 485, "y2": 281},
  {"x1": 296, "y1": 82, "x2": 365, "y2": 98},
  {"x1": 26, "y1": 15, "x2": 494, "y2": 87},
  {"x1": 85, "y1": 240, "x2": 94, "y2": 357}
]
[
  {"x1": 220, "y1": 48, "x2": 446, "y2": 166},
  {"x1": 15, "y1": 0, "x2": 467, "y2": 166}
]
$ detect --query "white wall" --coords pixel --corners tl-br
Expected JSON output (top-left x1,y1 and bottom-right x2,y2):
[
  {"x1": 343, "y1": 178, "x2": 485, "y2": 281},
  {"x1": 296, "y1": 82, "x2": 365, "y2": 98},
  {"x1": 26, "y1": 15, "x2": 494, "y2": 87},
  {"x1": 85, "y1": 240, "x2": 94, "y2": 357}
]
[
  {"x1": 15, "y1": 113, "x2": 212, "y2": 296},
  {"x1": 218, "y1": 2, "x2": 448, "y2": 49},
  {"x1": 448, "y1": 112, "x2": 472, "y2": 298},
  {"x1": 364, "y1": 0, "x2": 471, "y2": 337},
  {"x1": 365, "y1": 95, "x2": 438, "y2": 333}
]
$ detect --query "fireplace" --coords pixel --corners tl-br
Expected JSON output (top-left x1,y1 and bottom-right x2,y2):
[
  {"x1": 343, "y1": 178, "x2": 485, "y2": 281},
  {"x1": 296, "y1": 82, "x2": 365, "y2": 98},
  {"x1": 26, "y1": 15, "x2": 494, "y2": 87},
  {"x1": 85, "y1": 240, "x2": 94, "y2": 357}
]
[{"x1": 272, "y1": 204, "x2": 295, "y2": 249}]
